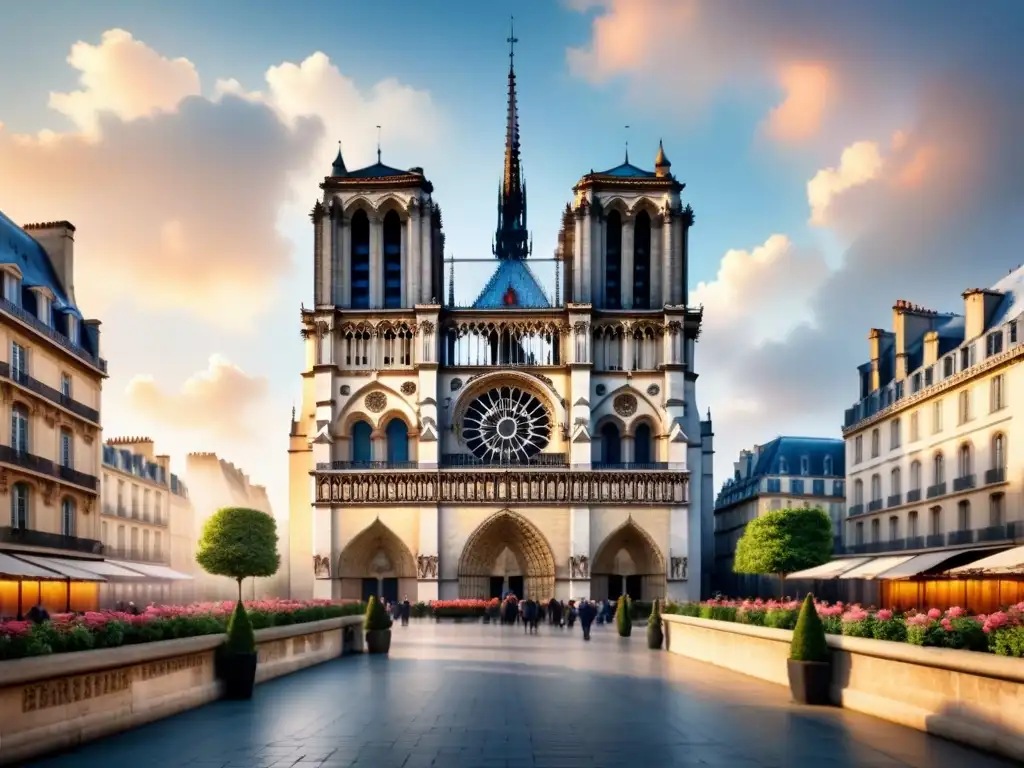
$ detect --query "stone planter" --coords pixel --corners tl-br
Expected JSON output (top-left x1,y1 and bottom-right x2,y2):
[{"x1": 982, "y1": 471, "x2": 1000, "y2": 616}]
[
  {"x1": 787, "y1": 658, "x2": 831, "y2": 705},
  {"x1": 366, "y1": 629, "x2": 392, "y2": 655},
  {"x1": 217, "y1": 651, "x2": 257, "y2": 700}
]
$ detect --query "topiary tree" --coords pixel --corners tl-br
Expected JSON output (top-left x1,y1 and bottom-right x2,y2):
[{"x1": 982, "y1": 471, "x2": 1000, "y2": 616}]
[
  {"x1": 647, "y1": 599, "x2": 662, "y2": 629},
  {"x1": 616, "y1": 595, "x2": 632, "y2": 637},
  {"x1": 225, "y1": 599, "x2": 256, "y2": 655},
  {"x1": 733, "y1": 507, "x2": 833, "y2": 597},
  {"x1": 364, "y1": 595, "x2": 393, "y2": 631},
  {"x1": 196, "y1": 507, "x2": 281, "y2": 602},
  {"x1": 790, "y1": 593, "x2": 828, "y2": 662}
]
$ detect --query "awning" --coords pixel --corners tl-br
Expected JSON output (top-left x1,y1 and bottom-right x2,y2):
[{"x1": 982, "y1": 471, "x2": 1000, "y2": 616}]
[
  {"x1": 787, "y1": 557, "x2": 873, "y2": 580},
  {"x1": 876, "y1": 549, "x2": 996, "y2": 580},
  {"x1": 34, "y1": 557, "x2": 145, "y2": 579},
  {"x1": 0, "y1": 552, "x2": 66, "y2": 580},
  {"x1": 13, "y1": 554, "x2": 107, "y2": 582},
  {"x1": 838, "y1": 555, "x2": 914, "y2": 580},
  {"x1": 106, "y1": 560, "x2": 193, "y2": 581},
  {"x1": 947, "y1": 545, "x2": 1024, "y2": 575}
]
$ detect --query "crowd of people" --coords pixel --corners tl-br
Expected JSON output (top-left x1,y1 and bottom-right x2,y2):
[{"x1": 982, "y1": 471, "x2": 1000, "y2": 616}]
[{"x1": 499, "y1": 594, "x2": 617, "y2": 641}]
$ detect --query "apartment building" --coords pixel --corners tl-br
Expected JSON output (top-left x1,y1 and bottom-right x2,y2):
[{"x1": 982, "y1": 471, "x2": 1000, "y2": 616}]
[
  {"x1": 99, "y1": 438, "x2": 192, "y2": 606},
  {"x1": 0, "y1": 213, "x2": 108, "y2": 616},
  {"x1": 713, "y1": 436, "x2": 846, "y2": 596},
  {"x1": 843, "y1": 272, "x2": 1024, "y2": 563}
]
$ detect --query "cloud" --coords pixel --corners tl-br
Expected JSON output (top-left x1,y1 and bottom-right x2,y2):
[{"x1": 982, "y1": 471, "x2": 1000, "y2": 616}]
[
  {"x1": 0, "y1": 30, "x2": 444, "y2": 329},
  {"x1": 764, "y1": 63, "x2": 833, "y2": 142},
  {"x1": 125, "y1": 355, "x2": 269, "y2": 438},
  {"x1": 806, "y1": 140, "x2": 884, "y2": 226}
]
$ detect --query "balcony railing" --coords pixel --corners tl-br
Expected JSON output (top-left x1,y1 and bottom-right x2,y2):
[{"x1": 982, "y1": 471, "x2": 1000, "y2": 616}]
[
  {"x1": 104, "y1": 546, "x2": 170, "y2": 565},
  {"x1": 848, "y1": 504, "x2": 864, "y2": 516},
  {"x1": 0, "y1": 445, "x2": 97, "y2": 491},
  {"x1": 101, "y1": 503, "x2": 125, "y2": 518},
  {"x1": 906, "y1": 489, "x2": 922, "y2": 503},
  {"x1": 0, "y1": 526, "x2": 103, "y2": 555},
  {"x1": 952, "y1": 475, "x2": 976, "y2": 492},
  {"x1": 887, "y1": 494, "x2": 902, "y2": 508},
  {"x1": 591, "y1": 462, "x2": 671, "y2": 471},
  {"x1": 926, "y1": 533, "x2": 946, "y2": 547},
  {"x1": 0, "y1": 296, "x2": 107, "y2": 373},
  {"x1": 926, "y1": 482, "x2": 947, "y2": 499},
  {"x1": 868, "y1": 499, "x2": 883, "y2": 512},
  {"x1": 905, "y1": 536, "x2": 924, "y2": 550},
  {"x1": 440, "y1": 454, "x2": 569, "y2": 468},
  {"x1": 316, "y1": 461, "x2": 419, "y2": 471},
  {"x1": 977, "y1": 524, "x2": 1013, "y2": 543},
  {"x1": 985, "y1": 467, "x2": 1007, "y2": 485},
  {"x1": 0, "y1": 361, "x2": 100, "y2": 423},
  {"x1": 948, "y1": 529, "x2": 976, "y2": 546}
]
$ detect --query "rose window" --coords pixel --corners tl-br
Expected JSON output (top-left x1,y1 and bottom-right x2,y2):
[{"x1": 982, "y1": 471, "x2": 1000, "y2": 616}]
[{"x1": 462, "y1": 385, "x2": 551, "y2": 462}]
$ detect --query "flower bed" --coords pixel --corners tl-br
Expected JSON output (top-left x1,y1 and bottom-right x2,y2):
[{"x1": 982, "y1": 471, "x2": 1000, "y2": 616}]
[
  {"x1": 0, "y1": 599, "x2": 364, "y2": 660},
  {"x1": 428, "y1": 599, "x2": 498, "y2": 619},
  {"x1": 664, "y1": 598, "x2": 1024, "y2": 657}
]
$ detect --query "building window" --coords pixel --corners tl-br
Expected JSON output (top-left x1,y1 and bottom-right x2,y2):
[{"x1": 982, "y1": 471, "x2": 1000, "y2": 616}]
[
  {"x1": 870, "y1": 474, "x2": 881, "y2": 502},
  {"x1": 143, "y1": 489, "x2": 151, "y2": 521},
  {"x1": 778, "y1": 456, "x2": 789, "y2": 474},
  {"x1": 10, "y1": 482, "x2": 29, "y2": 529},
  {"x1": 912, "y1": 372, "x2": 922, "y2": 393},
  {"x1": 633, "y1": 211, "x2": 652, "y2": 309},
  {"x1": 351, "y1": 420, "x2": 373, "y2": 463},
  {"x1": 1011, "y1": 321, "x2": 1018, "y2": 345},
  {"x1": 933, "y1": 453, "x2": 945, "y2": 484},
  {"x1": 800, "y1": 455, "x2": 809, "y2": 475},
  {"x1": 155, "y1": 491, "x2": 162, "y2": 524},
  {"x1": 854, "y1": 479, "x2": 864, "y2": 505},
  {"x1": 871, "y1": 518, "x2": 880, "y2": 542},
  {"x1": 385, "y1": 418, "x2": 410, "y2": 464},
  {"x1": 890, "y1": 467, "x2": 901, "y2": 495},
  {"x1": 909, "y1": 411, "x2": 919, "y2": 442},
  {"x1": 823, "y1": 455, "x2": 833, "y2": 476},
  {"x1": 871, "y1": 429, "x2": 880, "y2": 458},
  {"x1": 960, "y1": 346, "x2": 970, "y2": 370},
  {"x1": 61, "y1": 498, "x2": 75, "y2": 537},
  {"x1": 958, "y1": 443, "x2": 972, "y2": 478},
  {"x1": 790, "y1": 478, "x2": 805, "y2": 495},
  {"x1": 990, "y1": 494, "x2": 1005, "y2": 527},
  {"x1": 349, "y1": 210, "x2": 371, "y2": 309},
  {"x1": 992, "y1": 433, "x2": 1006, "y2": 470},
  {"x1": 958, "y1": 390, "x2": 971, "y2": 424},
  {"x1": 991, "y1": 374, "x2": 1005, "y2": 412},
  {"x1": 908, "y1": 510, "x2": 919, "y2": 538},
  {"x1": 11, "y1": 403, "x2": 29, "y2": 453},
  {"x1": 60, "y1": 372, "x2": 72, "y2": 399},
  {"x1": 770, "y1": 498, "x2": 782, "y2": 510},
  {"x1": 957, "y1": 500, "x2": 971, "y2": 530},
  {"x1": 855, "y1": 521, "x2": 864, "y2": 545},
  {"x1": 605, "y1": 210, "x2": 623, "y2": 309},
  {"x1": 381, "y1": 210, "x2": 403, "y2": 309},
  {"x1": 634, "y1": 423, "x2": 653, "y2": 464},
  {"x1": 11, "y1": 341, "x2": 27, "y2": 378},
  {"x1": 154, "y1": 531, "x2": 162, "y2": 559},
  {"x1": 890, "y1": 419, "x2": 901, "y2": 450},
  {"x1": 986, "y1": 331, "x2": 1004, "y2": 358},
  {"x1": 930, "y1": 506, "x2": 943, "y2": 535},
  {"x1": 943, "y1": 356, "x2": 954, "y2": 378},
  {"x1": 910, "y1": 460, "x2": 921, "y2": 491},
  {"x1": 932, "y1": 400, "x2": 942, "y2": 433},
  {"x1": 854, "y1": 436, "x2": 863, "y2": 464},
  {"x1": 60, "y1": 428, "x2": 73, "y2": 468},
  {"x1": 889, "y1": 516, "x2": 900, "y2": 541}
]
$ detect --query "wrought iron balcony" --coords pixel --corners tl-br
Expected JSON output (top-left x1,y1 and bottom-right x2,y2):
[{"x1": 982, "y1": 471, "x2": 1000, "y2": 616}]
[
  {"x1": 887, "y1": 494, "x2": 902, "y2": 508},
  {"x1": 848, "y1": 504, "x2": 864, "y2": 516},
  {"x1": 0, "y1": 445, "x2": 98, "y2": 491},
  {"x1": 868, "y1": 499, "x2": 883, "y2": 512},
  {"x1": 948, "y1": 530, "x2": 976, "y2": 546},
  {"x1": 905, "y1": 536, "x2": 925, "y2": 550},
  {"x1": 926, "y1": 482, "x2": 947, "y2": 499},
  {"x1": 977, "y1": 524, "x2": 1011, "y2": 543},
  {"x1": 906, "y1": 489, "x2": 922, "y2": 503},
  {"x1": 985, "y1": 467, "x2": 1007, "y2": 485},
  {"x1": 0, "y1": 361, "x2": 100, "y2": 423},
  {"x1": 0, "y1": 297, "x2": 107, "y2": 373},
  {"x1": 952, "y1": 475, "x2": 976, "y2": 492},
  {"x1": 104, "y1": 545, "x2": 170, "y2": 565},
  {"x1": 926, "y1": 533, "x2": 946, "y2": 547},
  {"x1": 0, "y1": 526, "x2": 103, "y2": 555}
]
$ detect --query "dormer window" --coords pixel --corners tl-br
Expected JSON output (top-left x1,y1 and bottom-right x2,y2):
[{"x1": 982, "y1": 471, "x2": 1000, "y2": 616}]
[
  {"x1": 986, "y1": 331, "x2": 1003, "y2": 358},
  {"x1": 2, "y1": 268, "x2": 22, "y2": 306},
  {"x1": 823, "y1": 455, "x2": 833, "y2": 476},
  {"x1": 28, "y1": 287, "x2": 53, "y2": 326},
  {"x1": 67, "y1": 314, "x2": 79, "y2": 345},
  {"x1": 800, "y1": 456, "x2": 809, "y2": 476},
  {"x1": 778, "y1": 457, "x2": 789, "y2": 474},
  {"x1": 960, "y1": 346, "x2": 970, "y2": 370},
  {"x1": 943, "y1": 356, "x2": 954, "y2": 378}
]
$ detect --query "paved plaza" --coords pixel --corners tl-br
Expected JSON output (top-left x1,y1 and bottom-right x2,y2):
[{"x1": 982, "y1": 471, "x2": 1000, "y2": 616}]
[{"x1": 30, "y1": 621, "x2": 1019, "y2": 768}]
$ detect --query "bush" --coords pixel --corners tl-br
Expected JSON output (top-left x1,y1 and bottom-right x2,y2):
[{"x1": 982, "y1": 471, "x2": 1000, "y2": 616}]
[
  {"x1": 871, "y1": 618, "x2": 907, "y2": 643},
  {"x1": 647, "y1": 599, "x2": 662, "y2": 628},
  {"x1": 790, "y1": 594, "x2": 829, "y2": 662},
  {"x1": 364, "y1": 596, "x2": 393, "y2": 631},
  {"x1": 765, "y1": 608, "x2": 799, "y2": 630},
  {"x1": 616, "y1": 596, "x2": 632, "y2": 636},
  {"x1": 224, "y1": 601, "x2": 256, "y2": 655},
  {"x1": 992, "y1": 625, "x2": 1024, "y2": 657}
]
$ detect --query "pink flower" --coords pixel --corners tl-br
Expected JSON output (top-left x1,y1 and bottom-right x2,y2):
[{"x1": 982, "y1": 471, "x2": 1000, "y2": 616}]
[
  {"x1": 876, "y1": 609, "x2": 893, "y2": 621},
  {"x1": 946, "y1": 606, "x2": 966, "y2": 618},
  {"x1": 940, "y1": 618, "x2": 953, "y2": 631},
  {"x1": 927, "y1": 608, "x2": 942, "y2": 619}
]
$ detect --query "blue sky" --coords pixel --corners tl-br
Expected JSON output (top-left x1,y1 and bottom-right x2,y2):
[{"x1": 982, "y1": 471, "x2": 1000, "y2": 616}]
[{"x1": 2, "y1": 0, "x2": 1020, "y2": 516}]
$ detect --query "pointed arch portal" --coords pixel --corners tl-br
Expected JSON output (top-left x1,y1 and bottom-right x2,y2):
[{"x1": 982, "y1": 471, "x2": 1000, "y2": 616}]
[
  {"x1": 590, "y1": 518, "x2": 666, "y2": 602},
  {"x1": 458, "y1": 509, "x2": 556, "y2": 600},
  {"x1": 337, "y1": 519, "x2": 417, "y2": 603}
]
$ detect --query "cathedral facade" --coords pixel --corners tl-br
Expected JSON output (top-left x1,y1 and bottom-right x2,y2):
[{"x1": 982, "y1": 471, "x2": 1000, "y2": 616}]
[{"x1": 288, "y1": 40, "x2": 714, "y2": 606}]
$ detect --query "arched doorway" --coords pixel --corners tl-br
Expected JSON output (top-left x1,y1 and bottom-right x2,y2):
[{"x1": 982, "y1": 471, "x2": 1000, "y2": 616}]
[
  {"x1": 590, "y1": 518, "x2": 666, "y2": 602},
  {"x1": 458, "y1": 510, "x2": 556, "y2": 600},
  {"x1": 337, "y1": 519, "x2": 417, "y2": 603}
]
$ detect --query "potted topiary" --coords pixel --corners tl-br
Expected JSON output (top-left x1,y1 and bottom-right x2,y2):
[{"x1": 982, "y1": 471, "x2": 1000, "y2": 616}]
[
  {"x1": 196, "y1": 507, "x2": 280, "y2": 700},
  {"x1": 616, "y1": 595, "x2": 632, "y2": 637},
  {"x1": 788, "y1": 593, "x2": 831, "y2": 705},
  {"x1": 647, "y1": 599, "x2": 664, "y2": 649},
  {"x1": 364, "y1": 595, "x2": 393, "y2": 654}
]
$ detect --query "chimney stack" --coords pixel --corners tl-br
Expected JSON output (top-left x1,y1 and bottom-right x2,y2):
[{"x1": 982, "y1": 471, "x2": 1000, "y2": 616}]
[
  {"x1": 962, "y1": 289, "x2": 1004, "y2": 341},
  {"x1": 892, "y1": 299, "x2": 940, "y2": 381},
  {"x1": 22, "y1": 221, "x2": 76, "y2": 304}
]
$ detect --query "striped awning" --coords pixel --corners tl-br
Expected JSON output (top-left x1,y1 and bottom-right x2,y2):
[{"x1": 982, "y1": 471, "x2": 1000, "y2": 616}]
[{"x1": 787, "y1": 557, "x2": 873, "y2": 580}]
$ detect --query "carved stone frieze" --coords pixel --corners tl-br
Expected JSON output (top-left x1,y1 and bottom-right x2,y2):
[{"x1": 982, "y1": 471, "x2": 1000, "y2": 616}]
[
  {"x1": 670, "y1": 556, "x2": 688, "y2": 580},
  {"x1": 417, "y1": 554, "x2": 438, "y2": 579},
  {"x1": 313, "y1": 554, "x2": 331, "y2": 579},
  {"x1": 314, "y1": 469, "x2": 688, "y2": 506},
  {"x1": 569, "y1": 555, "x2": 589, "y2": 579},
  {"x1": 420, "y1": 320, "x2": 435, "y2": 334}
]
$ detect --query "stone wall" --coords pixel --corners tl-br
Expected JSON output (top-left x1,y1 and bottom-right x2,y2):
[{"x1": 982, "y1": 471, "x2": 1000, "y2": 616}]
[
  {"x1": 0, "y1": 615, "x2": 364, "y2": 766},
  {"x1": 662, "y1": 614, "x2": 1024, "y2": 762}
]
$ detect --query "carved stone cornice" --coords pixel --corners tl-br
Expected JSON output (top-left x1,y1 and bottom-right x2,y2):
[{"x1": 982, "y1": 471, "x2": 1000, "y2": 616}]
[{"x1": 313, "y1": 469, "x2": 689, "y2": 506}]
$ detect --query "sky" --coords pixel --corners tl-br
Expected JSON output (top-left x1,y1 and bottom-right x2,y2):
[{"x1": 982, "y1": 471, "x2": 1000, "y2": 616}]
[{"x1": 1, "y1": 0, "x2": 1023, "y2": 517}]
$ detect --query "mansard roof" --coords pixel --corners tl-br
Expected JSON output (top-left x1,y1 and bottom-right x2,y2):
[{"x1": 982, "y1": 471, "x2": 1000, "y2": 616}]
[
  {"x1": 0, "y1": 210, "x2": 81, "y2": 318},
  {"x1": 472, "y1": 259, "x2": 551, "y2": 309}
]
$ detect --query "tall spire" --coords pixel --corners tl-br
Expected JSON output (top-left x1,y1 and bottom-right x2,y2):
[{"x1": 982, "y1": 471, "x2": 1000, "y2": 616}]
[{"x1": 494, "y1": 16, "x2": 530, "y2": 261}]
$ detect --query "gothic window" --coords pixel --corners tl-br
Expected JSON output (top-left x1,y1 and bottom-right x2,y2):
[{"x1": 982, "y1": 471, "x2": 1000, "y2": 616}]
[
  {"x1": 351, "y1": 420, "x2": 373, "y2": 464},
  {"x1": 385, "y1": 418, "x2": 409, "y2": 465},
  {"x1": 10, "y1": 482, "x2": 28, "y2": 529},
  {"x1": 605, "y1": 211, "x2": 622, "y2": 309},
  {"x1": 600, "y1": 423, "x2": 621, "y2": 465},
  {"x1": 634, "y1": 423, "x2": 653, "y2": 465},
  {"x1": 382, "y1": 210, "x2": 402, "y2": 309},
  {"x1": 633, "y1": 211, "x2": 651, "y2": 309},
  {"x1": 350, "y1": 210, "x2": 370, "y2": 309}
]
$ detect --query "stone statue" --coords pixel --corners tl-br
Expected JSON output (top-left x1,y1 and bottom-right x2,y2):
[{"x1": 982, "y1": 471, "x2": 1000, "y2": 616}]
[
  {"x1": 569, "y1": 554, "x2": 589, "y2": 579},
  {"x1": 417, "y1": 554, "x2": 438, "y2": 579},
  {"x1": 313, "y1": 554, "x2": 331, "y2": 579},
  {"x1": 670, "y1": 556, "x2": 688, "y2": 580}
]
